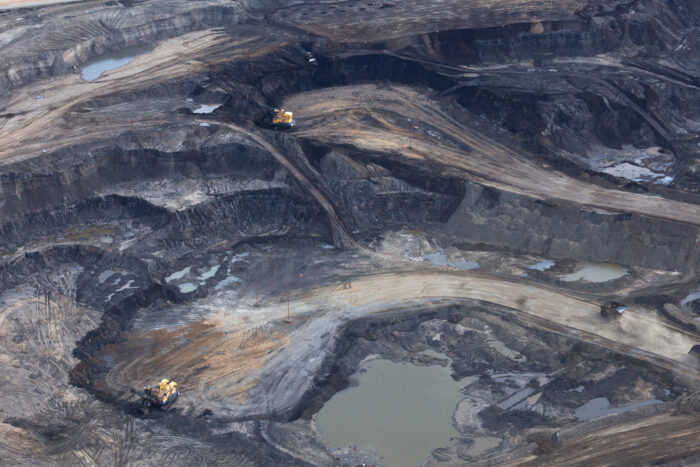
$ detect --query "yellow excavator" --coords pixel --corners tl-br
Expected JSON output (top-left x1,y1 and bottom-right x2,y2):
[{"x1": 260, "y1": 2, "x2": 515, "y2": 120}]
[
  {"x1": 271, "y1": 108, "x2": 295, "y2": 129},
  {"x1": 141, "y1": 378, "x2": 178, "y2": 409}
]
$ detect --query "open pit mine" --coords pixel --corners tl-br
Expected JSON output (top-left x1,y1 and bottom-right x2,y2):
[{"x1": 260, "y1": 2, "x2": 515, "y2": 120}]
[{"x1": 2, "y1": 0, "x2": 700, "y2": 465}]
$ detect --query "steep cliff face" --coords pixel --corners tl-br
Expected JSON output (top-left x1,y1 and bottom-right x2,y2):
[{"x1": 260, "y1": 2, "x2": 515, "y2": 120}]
[
  {"x1": 5, "y1": 129, "x2": 691, "y2": 271},
  {"x1": 445, "y1": 181, "x2": 696, "y2": 270},
  {"x1": 318, "y1": 150, "x2": 460, "y2": 232},
  {"x1": 0, "y1": 127, "x2": 281, "y2": 219}
]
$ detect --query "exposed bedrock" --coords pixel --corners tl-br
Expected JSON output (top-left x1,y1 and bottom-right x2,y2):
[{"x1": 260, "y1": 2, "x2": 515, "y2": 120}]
[
  {"x1": 0, "y1": 188, "x2": 329, "y2": 257},
  {"x1": 293, "y1": 142, "x2": 697, "y2": 271},
  {"x1": 0, "y1": 128, "x2": 282, "y2": 219},
  {"x1": 292, "y1": 0, "x2": 700, "y2": 69},
  {"x1": 0, "y1": 241, "x2": 146, "y2": 282},
  {"x1": 444, "y1": 181, "x2": 696, "y2": 271},
  {"x1": 0, "y1": 194, "x2": 169, "y2": 250},
  {"x1": 315, "y1": 150, "x2": 461, "y2": 232},
  {"x1": 382, "y1": 17, "x2": 672, "y2": 65},
  {"x1": 2, "y1": 132, "x2": 696, "y2": 272}
]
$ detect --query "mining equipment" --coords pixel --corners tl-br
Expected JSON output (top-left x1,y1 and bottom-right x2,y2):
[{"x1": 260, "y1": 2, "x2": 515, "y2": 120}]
[
  {"x1": 305, "y1": 51, "x2": 317, "y2": 64},
  {"x1": 601, "y1": 301, "x2": 626, "y2": 319},
  {"x1": 294, "y1": 43, "x2": 317, "y2": 64},
  {"x1": 142, "y1": 378, "x2": 178, "y2": 409},
  {"x1": 271, "y1": 109, "x2": 295, "y2": 129}
]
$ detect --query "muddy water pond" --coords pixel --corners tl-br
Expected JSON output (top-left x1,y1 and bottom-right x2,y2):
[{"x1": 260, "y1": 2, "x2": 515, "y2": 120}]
[
  {"x1": 558, "y1": 261, "x2": 627, "y2": 283},
  {"x1": 316, "y1": 358, "x2": 464, "y2": 466},
  {"x1": 80, "y1": 44, "x2": 152, "y2": 81},
  {"x1": 574, "y1": 397, "x2": 661, "y2": 421}
]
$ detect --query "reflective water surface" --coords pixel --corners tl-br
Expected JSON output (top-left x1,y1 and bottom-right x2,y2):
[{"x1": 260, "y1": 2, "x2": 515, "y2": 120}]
[
  {"x1": 80, "y1": 45, "x2": 152, "y2": 81},
  {"x1": 558, "y1": 262, "x2": 627, "y2": 283},
  {"x1": 316, "y1": 358, "x2": 463, "y2": 466}
]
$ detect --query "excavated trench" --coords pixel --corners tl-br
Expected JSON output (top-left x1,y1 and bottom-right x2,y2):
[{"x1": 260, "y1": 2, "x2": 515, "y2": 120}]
[{"x1": 2, "y1": 0, "x2": 700, "y2": 464}]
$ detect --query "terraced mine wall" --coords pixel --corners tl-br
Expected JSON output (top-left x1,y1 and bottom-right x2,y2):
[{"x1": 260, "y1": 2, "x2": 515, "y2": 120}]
[
  {"x1": 0, "y1": 135, "x2": 280, "y2": 217},
  {"x1": 4, "y1": 141, "x2": 694, "y2": 272},
  {"x1": 446, "y1": 181, "x2": 696, "y2": 271}
]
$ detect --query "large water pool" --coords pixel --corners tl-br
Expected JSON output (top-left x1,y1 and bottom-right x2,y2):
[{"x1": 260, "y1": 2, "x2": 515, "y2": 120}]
[{"x1": 316, "y1": 357, "x2": 465, "y2": 466}]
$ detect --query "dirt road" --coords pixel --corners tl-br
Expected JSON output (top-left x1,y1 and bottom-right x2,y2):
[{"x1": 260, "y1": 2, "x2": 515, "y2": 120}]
[
  {"x1": 208, "y1": 122, "x2": 356, "y2": 248},
  {"x1": 285, "y1": 84, "x2": 700, "y2": 227},
  {"x1": 143, "y1": 266, "x2": 696, "y2": 418},
  {"x1": 262, "y1": 270, "x2": 698, "y2": 368},
  {"x1": 149, "y1": 265, "x2": 694, "y2": 420},
  {"x1": 513, "y1": 412, "x2": 700, "y2": 466}
]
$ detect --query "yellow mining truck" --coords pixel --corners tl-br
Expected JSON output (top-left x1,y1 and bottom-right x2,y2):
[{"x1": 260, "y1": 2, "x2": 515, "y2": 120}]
[
  {"x1": 272, "y1": 108, "x2": 295, "y2": 129},
  {"x1": 142, "y1": 379, "x2": 178, "y2": 409}
]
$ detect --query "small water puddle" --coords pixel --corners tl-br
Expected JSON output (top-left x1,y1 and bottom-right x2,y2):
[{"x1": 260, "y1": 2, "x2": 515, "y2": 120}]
[
  {"x1": 420, "y1": 246, "x2": 479, "y2": 271},
  {"x1": 602, "y1": 163, "x2": 672, "y2": 184},
  {"x1": 98, "y1": 270, "x2": 117, "y2": 284},
  {"x1": 574, "y1": 397, "x2": 661, "y2": 421},
  {"x1": 114, "y1": 279, "x2": 137, "y2": 292},
  {"x1": 316, "y1": 358, "x2": 463, "y2": 466},
  {"x1": 558, "y1": 262, "x2": 627, "y2": 283},
  {"x1": 192, "y1": 104, "x2": 221, "y2": 114},
  {"x1": 165, "y1": 266, "x2": 191, "y2": 282},
  {"x1": 199, "y1": 264, "x2": 220, "y2": 281},
  {"x1": 214, "y1": 275, "x2": 243, "y2": 290},
  {"x1": 527, "y1": 259, "x2": 555, "y2": 271},
  {"x1": 80, "y1": 44, "x2": 152, "y2": 81},
  {"x1": 214, "y1": 252, "x2": 249, "y2": 291},
  {"x1": 178, "y1": 282, "x2": 198, "y2": 294}
]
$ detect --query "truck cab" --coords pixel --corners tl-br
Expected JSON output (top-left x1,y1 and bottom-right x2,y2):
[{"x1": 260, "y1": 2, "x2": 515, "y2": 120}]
[
  {"x1": 601, "y1": 301, "x2": 626, "y2": 319},
  {"x1": 272, "y1": 108, "x2": 295, "y2": 129},
  {"x1": 142, "y1": 378, "x2": 178, "y2": 408}
]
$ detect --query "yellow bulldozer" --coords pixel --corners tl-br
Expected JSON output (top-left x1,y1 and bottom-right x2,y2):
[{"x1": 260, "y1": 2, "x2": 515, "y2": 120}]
[
  {"x1": 141, "y1": 378, "x2": 178, "y2": 409},
  {"x1": 271, "y1": 108, "x2": 295, "y2": 129}
]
